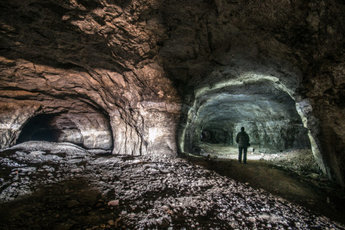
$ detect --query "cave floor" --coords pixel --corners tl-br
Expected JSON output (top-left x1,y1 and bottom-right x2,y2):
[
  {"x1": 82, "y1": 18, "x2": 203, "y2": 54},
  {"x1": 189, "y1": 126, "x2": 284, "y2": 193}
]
[
  {"x1": 0, "y1": 141, "x2": 344, "y2": 229},
  {"x1": 192, "y1": 143, "x2": 345, "y2": 224},
  {"x1": 189, "y1": 156, "x2": 345, "y2": 225}
]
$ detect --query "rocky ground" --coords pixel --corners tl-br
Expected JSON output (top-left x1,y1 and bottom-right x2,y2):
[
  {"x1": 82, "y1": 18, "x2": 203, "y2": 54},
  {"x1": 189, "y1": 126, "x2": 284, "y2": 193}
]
[
  {"x1": 0, "y1": 141, "x2": 344, "y2": 229},
  {"x1": 198, "y1": 143, "x2": 321, "y2": 177}
]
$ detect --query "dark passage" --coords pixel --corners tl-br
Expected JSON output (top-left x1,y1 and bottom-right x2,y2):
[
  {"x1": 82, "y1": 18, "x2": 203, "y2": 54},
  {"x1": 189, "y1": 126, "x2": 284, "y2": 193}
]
[{"x1": 17, "y1": 114, "x2": 62, "y2": 143}]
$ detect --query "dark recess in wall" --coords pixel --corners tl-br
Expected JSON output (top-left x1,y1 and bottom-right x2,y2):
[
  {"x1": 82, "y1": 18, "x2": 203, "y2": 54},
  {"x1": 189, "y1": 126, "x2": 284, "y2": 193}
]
[{"x1": 17, "y1": 114, "x2": 61, "y2": 143}]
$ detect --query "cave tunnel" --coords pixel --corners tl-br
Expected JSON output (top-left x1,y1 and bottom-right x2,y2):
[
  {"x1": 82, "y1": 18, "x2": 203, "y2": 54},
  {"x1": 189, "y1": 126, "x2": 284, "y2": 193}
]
[
  {"x1": 182, "y1": 80, "x2": 313, "y2": 162},
  {"x1": 16, "y1": 113, "x2": 84, "y2": 147},
  {"x1": 15, "y1": 112, "x2": 114, "y2": 150},
  {"x1": 17, "y1": 114, "x2": 63, "y2": 144}
]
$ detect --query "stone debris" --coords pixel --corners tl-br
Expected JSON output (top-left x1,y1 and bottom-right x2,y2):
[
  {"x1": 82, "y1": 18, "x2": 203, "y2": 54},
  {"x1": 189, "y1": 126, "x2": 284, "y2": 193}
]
[
  {"x1": 0, "y1": 142, "x2": 344, "y2": 229},
  {"x1": 108, "y1": 199, "x2": 120, "y2": 206}
]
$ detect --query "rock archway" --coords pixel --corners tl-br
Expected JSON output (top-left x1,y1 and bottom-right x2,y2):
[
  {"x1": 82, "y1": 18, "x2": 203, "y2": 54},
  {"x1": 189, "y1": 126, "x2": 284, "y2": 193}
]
[
  {"x1": 0, "y1": 102, "x2": 114, "y2": 151},
  {"x1": 183, "y1": 81, "x2": 311, "y2": 154},
  {"x1": 177, "y1": 64, "x2": 329, "y2": 177}
]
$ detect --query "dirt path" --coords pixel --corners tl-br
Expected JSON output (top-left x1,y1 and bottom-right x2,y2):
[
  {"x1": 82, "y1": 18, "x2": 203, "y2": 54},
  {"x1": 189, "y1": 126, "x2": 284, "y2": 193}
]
[{"x1": 188, "y1": 157, "x2": 345, "y2": 224}]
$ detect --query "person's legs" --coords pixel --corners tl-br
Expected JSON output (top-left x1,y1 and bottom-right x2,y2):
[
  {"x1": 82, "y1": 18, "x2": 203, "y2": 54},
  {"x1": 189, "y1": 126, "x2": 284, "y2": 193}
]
[
  {"x1": 243, "y1": 147, "x2": 247, "y2": 164},
  {"x1": 238, "y1": 147, "x2": 243, "y2": 163}
]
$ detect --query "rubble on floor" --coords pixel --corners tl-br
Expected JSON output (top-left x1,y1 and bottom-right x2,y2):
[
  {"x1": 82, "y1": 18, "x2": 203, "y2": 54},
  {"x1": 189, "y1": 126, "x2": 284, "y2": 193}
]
[{"x1": 0, "y1": 141, "x2": 344, "y2": 229}]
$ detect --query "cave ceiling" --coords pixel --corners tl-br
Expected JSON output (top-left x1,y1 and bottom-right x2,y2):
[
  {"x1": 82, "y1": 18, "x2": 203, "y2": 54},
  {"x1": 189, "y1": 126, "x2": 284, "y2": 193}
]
[
  {"x1": 195, "y1": 80, "x2": 299, "y2": 124},
  {"x1": 197, "y1": 93, "x2": 298, "y2": 124}
]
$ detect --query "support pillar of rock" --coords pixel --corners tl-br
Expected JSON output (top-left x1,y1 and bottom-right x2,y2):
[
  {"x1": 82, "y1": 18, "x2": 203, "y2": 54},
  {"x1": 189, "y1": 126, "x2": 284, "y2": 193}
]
[
  {"x1": 295, "y1": 99, "x2": 331, "y2": 177},
  {"x1": 110, "y1": 113, "x2": 142, "y2": 156},
  {"x1": 0, "y1": 102, "x2": 40, "y2": 149}
]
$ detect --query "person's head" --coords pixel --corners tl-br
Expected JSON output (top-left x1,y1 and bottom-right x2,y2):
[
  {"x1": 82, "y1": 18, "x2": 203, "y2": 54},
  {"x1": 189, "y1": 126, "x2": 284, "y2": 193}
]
[{"x1": 241, "y1": 127, "x2": 245, "y2": 132}]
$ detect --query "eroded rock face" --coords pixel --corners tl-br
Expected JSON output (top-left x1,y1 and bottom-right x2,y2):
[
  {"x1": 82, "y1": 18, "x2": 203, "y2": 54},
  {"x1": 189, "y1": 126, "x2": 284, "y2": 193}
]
[
  {"x1": 0, "y1": 102, "x2": 40, "y2": 149},
  {"x1": 0, "y1": 0, "x2": 344, "y2": 185},
  {"x1": 0, "y1": 0, "x2": 180, "y2": 158}
]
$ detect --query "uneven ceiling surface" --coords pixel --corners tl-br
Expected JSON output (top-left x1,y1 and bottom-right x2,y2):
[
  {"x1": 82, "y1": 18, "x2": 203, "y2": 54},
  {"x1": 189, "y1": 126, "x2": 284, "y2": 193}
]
[
  {"x1": 195, "y1": 81, "x2": 299, "y2": 123},
  {"x1": 0, "y1": 0, "x2": 345, "y2": 185}
]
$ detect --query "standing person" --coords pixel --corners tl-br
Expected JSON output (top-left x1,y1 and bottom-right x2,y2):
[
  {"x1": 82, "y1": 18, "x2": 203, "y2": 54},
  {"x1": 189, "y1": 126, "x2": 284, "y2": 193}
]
[{"x1": 236, "y1": 127, "x2": 250, "y2": 164}]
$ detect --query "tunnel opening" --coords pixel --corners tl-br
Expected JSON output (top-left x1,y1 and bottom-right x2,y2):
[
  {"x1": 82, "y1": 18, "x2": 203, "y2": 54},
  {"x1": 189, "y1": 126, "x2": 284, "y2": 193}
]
[
  {"x1": 176, "y1": 78, "x2": 343, "y2": 219},
  {"x1": 17, "y1": 114, "x2": 63, "y2": 143},
  {"x1": 180, "y1": 79, "x2": 323, "y2": 177},
  {"x1": 15, "y1": 112, "x2": 115, "y2": 150},
  {"x1": 16, "y1": 113, "x2": 85, "y2": 148},
  {"x1": 185, "y1": 82, "x2": 311, "y2": 153}
]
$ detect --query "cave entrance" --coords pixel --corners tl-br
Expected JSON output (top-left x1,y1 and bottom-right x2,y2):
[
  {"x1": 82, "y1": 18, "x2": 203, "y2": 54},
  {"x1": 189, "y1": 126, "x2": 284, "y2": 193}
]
[{"x1": 17, "y1": 114, "x2": 62, "y2": 143}]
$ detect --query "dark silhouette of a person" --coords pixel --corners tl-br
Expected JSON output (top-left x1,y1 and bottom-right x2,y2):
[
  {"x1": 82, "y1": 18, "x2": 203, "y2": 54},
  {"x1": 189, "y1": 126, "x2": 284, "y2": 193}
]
[{"x1": 236, "y1": 127, "x2": 250, "y2": 164}]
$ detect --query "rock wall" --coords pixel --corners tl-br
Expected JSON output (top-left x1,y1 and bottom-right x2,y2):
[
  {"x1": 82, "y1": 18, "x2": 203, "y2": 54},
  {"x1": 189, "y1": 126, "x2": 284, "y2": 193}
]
[
  {"x1": 0, "y1": 100, "x2": 113, "y2": 150},
  {"x1": 16, "y1": 112, "x2": 113, "y2": 150},
  {"x1": 0, "y1": 0, "x2": 180, "y2": 158},
  {"x1": 233, "y1": 121, "x2": 310, "y2": 152},
  {"x1": 0, "y1": 101, "x2": 40, "y2": 149}
]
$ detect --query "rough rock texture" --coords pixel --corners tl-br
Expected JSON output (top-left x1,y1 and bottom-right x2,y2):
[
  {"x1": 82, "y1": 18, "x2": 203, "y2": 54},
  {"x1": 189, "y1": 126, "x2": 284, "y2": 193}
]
[
  {"x1": 0, "y1": 100, "x2": 113, "y2": 150},
  {"x1": 0, "y1": 0, "x2": 345, "y2": 186},
  {"x1": 0, "y1": 0, "x2": 180, "y2": 158},
  {"x1": 0, "y1": 142, "x2": 344, "y2": 229},
  {"x1": 0, "y1": 101, "x2": 40, "y2": 149}
]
